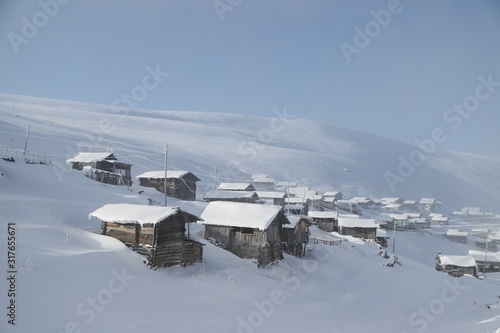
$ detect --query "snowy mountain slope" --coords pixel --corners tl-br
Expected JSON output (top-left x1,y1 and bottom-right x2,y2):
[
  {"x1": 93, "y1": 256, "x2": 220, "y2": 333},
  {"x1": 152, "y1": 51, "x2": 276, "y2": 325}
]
[
  {"x1": 1, "y1": 110, "x2": 500, "y2": 331},
  {"x1": 1, "y1": 93, "x2": 500, "y2": 212}
]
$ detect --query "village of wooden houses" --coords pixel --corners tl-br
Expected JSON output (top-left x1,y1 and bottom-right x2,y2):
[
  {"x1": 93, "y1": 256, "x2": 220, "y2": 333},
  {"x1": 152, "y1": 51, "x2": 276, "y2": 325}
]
[{"x1": 64, "y1": 150, "x2": 500, "y2": 278}]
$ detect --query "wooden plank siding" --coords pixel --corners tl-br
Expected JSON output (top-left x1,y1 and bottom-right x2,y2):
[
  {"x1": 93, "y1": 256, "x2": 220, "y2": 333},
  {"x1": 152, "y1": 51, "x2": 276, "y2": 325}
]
[{"x1": 101, "y1": 212, "x2": 202, "y2": 267}]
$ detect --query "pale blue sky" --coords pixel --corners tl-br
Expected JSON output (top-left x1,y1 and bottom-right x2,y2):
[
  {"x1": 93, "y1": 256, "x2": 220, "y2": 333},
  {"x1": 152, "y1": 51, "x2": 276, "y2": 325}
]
[{"x1": 1, "y1": 0, "x2": 500, "y2": 154}]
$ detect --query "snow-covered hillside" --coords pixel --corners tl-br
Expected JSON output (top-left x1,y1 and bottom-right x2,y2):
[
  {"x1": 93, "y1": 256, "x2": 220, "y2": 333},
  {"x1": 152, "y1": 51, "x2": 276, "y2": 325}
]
[
  {"x1": 1, "y1": 94, "x2": 500, "y2": 332},
  {"x1": 1, "y1": 93, "x2": 500, "y2": 212}
]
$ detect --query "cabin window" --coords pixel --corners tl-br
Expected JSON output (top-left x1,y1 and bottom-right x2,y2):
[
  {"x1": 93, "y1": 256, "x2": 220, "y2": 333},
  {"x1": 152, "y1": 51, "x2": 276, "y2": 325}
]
[{"x1": 231, "y1": 227, "x2": 241, "y2": 232}]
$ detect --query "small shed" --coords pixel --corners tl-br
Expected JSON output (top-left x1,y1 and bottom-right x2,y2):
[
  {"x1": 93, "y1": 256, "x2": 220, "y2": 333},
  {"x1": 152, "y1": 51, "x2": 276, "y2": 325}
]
[
  {"x1": 67, "y1": 152, "x2": 132, "y2": 186},
  {"x1": 200, "y1": 201, "x2": 289, "y2": 267},
  {"x1": 135, "y1": 170, "x2": 200, "y2": 201},
  {"x1": 338, "y1": 217, "x2": 377, "y2": 240},
  {"x1": 281, "y1": 216, "x2": 311, "y2": 257},
  {"x1": 203, "y1": 190, "x2": 258, "y2": 203},
  {"x1": 307, "y1": 210, "x2": 338, "y2": 232},
  {"x1": 435, "y1": 254, "x2": 477, "y2": 277},
  {"x1": 431, "y1": 214, "x2": 449, "y2": 225},
  {"x1": 445, "y1": 229, "x2": 468, "y2": 244},
  {"x1": 89, "y1": 204, "x2": 203, "y2": 267},
  {"x1": 375, "y1": 228, "x2": 389, "y2": 248}
]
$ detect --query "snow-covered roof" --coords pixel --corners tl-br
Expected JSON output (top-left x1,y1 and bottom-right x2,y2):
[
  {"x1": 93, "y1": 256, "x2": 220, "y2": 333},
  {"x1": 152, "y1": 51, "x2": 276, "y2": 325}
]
[
  {"x1": 217, "y1": 182, "x2": 255, "y2": 191},
  {"x1": 275, "y1": 181, "x2": 297, "y2": 188},
  {"x1": 403, "y1": 200, "x2": 417, "y2": 205},
  {"x1": 468, "y1": 250, "x2": 500, "y2": 262},
  {"x1": 308, "y1": 211, "x2": 337, "y2": 219},
  {"x1": 89, "y1": 203, "x2": 197, "y2": 226},
  {"x1": 203, "y1": 190, "x2": 257, "y2": 200},
  {"x1": 389, "y1": 214, "x2": 409, "y2": 221},
  {"x1": 135, "y1": 170, "x2": 200, "y2": 181},
  {"x1": 66, "y1": 152, "x2": 115, "y2": 163},
  {"x1": 438, "y1": 255, "x2": 476, "y2": 267},
  {"x1": 431, "y1": 215, "x2": 449, "y2": 222},
  {"x1": 199, "y1": 201, "x2": 285, "y2": 231},
  {"x1": 256, "y1": 191, "x2": 286, "y2": 199},
  {"x1": 380, "y1": 197, "x2": 403, "y2": 205},
  {"x1": 323, "y1": 191, "x2": 341, "y2": 197},
  {"x1": 420, "y1": 198, "x2": 437, "y2": 205},
  {"x1": 446, "y1": 229, "x2": 468, "y2": 237},
  {"x1": 338, "y1": 217, "x2": 376, "y2": 228}
]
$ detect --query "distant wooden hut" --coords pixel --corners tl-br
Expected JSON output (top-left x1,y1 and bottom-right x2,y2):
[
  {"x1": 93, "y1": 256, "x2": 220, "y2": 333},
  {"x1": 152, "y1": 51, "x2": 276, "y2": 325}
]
[
  {"x1": 67, "y1": 152, "x2": 132, "y2": 186},
  {"x1": 251, "y1": 175, "x2": 275, "y2": 190},
  {"x1": 307, "y1": 210, "x2": 337, "y2": 232},
  {"x1": 256, "y1": 191, "x2": 287, "y2": 206},
  {"x1": 136, "y1": 170, "x2": 200, "y2": 201},
  {"x1": 468, "y1": 250, "x2": 500, "y2": 273},
  {"x1": 89, "y1": 204, "x2": 203, "y2": 267},
  {"x1": 337, "y1": 217, "x2": 377, "y2": 240},
  {"x1": 217, "y1": 182, "x2": 256, "y2": 191},
  {"x1": 281, "y1": 216, "x2": 310, "y2": 257},
  {"x1": 203, "y1": 190, "x2": 259, "y2": 203},
  {"x1": 376, "y1": 228, "x2": 389, "y2": 248},
  {"x1": 435, "y1": 254, "x2": 477, "y2": 277},
  {"x1": 445, "y1": 230, "x2": 468, "y2": 244},
  {"x1": 323, "y1": 191, "x2": 343, "y2": 201},
  {"x1": 200, "y1": 202, "x2": 289, "y2": 267}
]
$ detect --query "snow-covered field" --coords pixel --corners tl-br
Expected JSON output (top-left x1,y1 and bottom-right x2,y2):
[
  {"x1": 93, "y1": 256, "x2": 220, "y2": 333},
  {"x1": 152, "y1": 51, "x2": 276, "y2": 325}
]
[{"x1": 1, "y1": 94, "x2": 500, "y2": 332}]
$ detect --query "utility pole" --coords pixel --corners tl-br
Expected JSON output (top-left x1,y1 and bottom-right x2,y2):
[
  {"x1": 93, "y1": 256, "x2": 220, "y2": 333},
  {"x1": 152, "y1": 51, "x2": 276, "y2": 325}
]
[
  {"x1": 23, "y1": 123, "x2": 30, "y2": 156},
  {"x1": 163, "y1": 144, "x2": 168, "y2": 207},
  {"x1": 483, "y1": 230, "x2": 490, "y2": 277},
  {"x1": 392, "y1": 220, "x2": 397, "y2": 254}
]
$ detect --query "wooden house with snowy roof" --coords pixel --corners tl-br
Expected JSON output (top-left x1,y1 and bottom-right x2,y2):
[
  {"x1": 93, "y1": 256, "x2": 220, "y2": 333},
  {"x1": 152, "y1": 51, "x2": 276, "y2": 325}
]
[
  {"x1": 199, "y1": 201, "x2": 289, "y2": 267},
  {"x1": 435, "y1": 253, "x2": 477, "y2": 277},
  {"x1": 251, "y1": 174, "x2": 275, "y2": 190},
  {"x1": 89, "y1": 203, "x2": 203, "y2": 267},
  {"x1": 307, "y1": 210, "x2": 338, "y2": 232},
  {"x1": 337, "y1": 217, "x2": 377, "y2": 240},
  {"x1": 136, "y1": 170, "x2": 200, "y2": 201},
  {"x1": 67, "y1": 152, "x2": 132, "y2": 186},
  {"x1": 468, "y1": 250, "x2": 500, "y2": 273}
]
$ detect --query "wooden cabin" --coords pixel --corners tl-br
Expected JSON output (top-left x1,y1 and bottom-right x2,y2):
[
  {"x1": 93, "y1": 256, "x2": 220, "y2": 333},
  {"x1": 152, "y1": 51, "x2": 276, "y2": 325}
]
[
  {"x1": 430, "y1": 214, "x2": 449, "y2": 225},
  {"x1": 468, "y1": 250, "x2": 500, "y2": 273},
  {"x1": 376, "y1": 228, "x2": 389, "y2": 248},
  {"x1": 89, "y1": 204, "x2": 203, "y2": 267},
  {"x1": 67, "y1": 152, "x2": 132, "y2": 186},
  {"x1": 256, "y1": 191, "x2": 287, "y2": 206},
  {"x1": 281, "y1": 216, "x2": 310, "y2": 257},
  {"x1": 420, "y1": 198, "x2": 441, "y2": 212},
  {"x1": 445, "y1": 230, "x2": 468, "y2": 244},
  {"x1": 200, "y1": 201, "x2": 289, "y2": 267},
  {"x1": 251, "y1": 174, "x2": 275, "y2": 190},
  {"x1": 337, "y1": 217, "x2": 377, "y2": 240},
  {"x1": 203, "y1": 190, "x2": 258, "y2": 203},
  {"x1": 307, "y1": 211, "x2": 337, "y2": 232},
  {"x1": 135, "y1": 170, "x2": 200, "y2": 201},
  {"x1": 435, "y1": 254, "x2": 477, "y2": 277}
]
